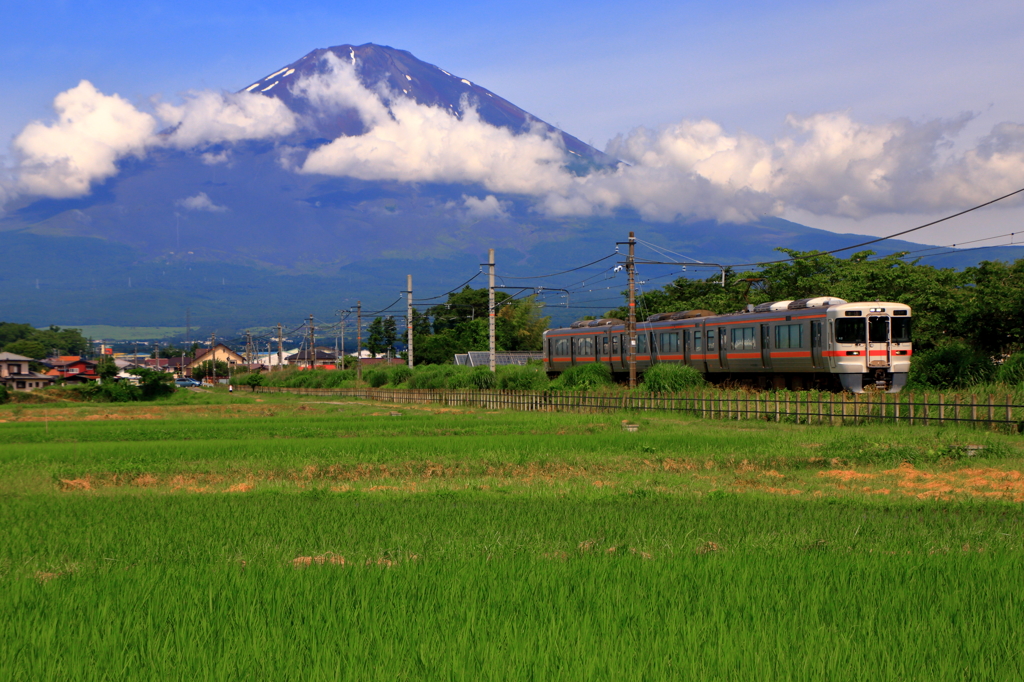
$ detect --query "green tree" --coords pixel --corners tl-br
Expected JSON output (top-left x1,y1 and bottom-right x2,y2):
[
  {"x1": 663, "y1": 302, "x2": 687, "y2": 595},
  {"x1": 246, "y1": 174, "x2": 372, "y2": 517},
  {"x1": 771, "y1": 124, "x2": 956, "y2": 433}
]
[
  {"x1": 128, "y1": 368, "x2": 176, "y2": 399},
  {"x1": 4, "y1": 339, "x2": 48, "y2": 359},
  {"x1": 365, "y1": 316, "x2": 399, "y2": 356},
  {"x1": 192, "y1": 360, "x2": 229, "y2": 380},
  {"x1": 243, "y1": 372, "x2": 265, "y2": 391},
  {"x1": 97, "y1": 355, "x2": 119, "y2": 382}
]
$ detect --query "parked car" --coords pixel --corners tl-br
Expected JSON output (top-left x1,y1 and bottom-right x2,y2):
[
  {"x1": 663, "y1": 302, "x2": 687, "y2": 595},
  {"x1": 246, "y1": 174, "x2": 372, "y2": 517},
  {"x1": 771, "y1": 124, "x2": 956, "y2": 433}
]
[{"x1": 175, "y1": 377, "x2": 202, "y2": 388}]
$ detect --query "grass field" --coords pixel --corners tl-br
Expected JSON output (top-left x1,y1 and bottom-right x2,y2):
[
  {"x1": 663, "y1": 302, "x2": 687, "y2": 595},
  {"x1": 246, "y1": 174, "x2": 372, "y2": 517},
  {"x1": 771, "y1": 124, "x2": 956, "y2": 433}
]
[
  {"x1": 2, "y1": 393, "x2": 1024, "y2": 680},
  {"x1": 62, "y1": 325, "x2": 194, "y2": 341}
]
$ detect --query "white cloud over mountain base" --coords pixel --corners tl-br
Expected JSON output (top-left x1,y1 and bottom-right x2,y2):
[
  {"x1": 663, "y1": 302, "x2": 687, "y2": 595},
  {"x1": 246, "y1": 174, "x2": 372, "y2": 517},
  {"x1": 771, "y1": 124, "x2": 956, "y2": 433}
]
[{"x1": 7, "y1": 56, "x2": 1024, "y2": 230}]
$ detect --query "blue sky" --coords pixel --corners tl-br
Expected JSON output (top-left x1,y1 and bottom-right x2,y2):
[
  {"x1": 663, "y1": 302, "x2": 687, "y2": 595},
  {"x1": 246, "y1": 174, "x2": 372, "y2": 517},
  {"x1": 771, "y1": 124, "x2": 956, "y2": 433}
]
[{"x1": 3, "y1": 0, "x2": 1023, "y2": 243}]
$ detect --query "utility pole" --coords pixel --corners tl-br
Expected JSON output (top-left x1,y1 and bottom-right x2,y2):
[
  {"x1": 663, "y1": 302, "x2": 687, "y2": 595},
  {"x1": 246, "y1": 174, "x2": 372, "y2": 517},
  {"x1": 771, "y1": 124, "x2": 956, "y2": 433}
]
[
  {"x1": 308, "y1": 315, "x2": 315, "y2": 369},
  {"x1": 627, "y1": 231, "x2": 637, "y2": 389},
  {"x1": 340, "y1": 314, "x2": 346, "y2": 370},
  {"x1": 488, "y1": 248, "x2": 495, "y2": 373},
  {"x1": 244, "y1": 330, "x2": 252, "y2": 365},
  {"x1": 356, "y1": 301, "x2": 363, "y2": 383},
  {"x1": 277, "y1": 323, "x2": 283, "y2": 371},
  {"x1": 406, "y1": 275, "x2": 414, "y2": 368},
  {"x1": 210, "y1": 333, "x2": 216, "y2": 383}
]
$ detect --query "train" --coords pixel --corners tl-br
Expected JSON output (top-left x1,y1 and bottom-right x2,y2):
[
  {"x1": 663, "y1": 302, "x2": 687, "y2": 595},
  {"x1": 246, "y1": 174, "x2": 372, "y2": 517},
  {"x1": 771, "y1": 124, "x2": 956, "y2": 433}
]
[{"x1": 542, "y1": 297, "x2": 912, "y2": 392}]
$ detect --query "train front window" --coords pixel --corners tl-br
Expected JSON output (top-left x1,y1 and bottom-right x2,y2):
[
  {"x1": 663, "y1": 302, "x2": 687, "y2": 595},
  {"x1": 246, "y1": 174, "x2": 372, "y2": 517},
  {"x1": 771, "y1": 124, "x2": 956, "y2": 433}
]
[
  {"x1": 834, "y1": 319, "x2": 865, "y2": 344},
  {"x1": 868, "y1": 316, "x2": 889, "y2": 343},
  {"x1": 891, "y1": 318, "x2": 912, "y2": 343}
]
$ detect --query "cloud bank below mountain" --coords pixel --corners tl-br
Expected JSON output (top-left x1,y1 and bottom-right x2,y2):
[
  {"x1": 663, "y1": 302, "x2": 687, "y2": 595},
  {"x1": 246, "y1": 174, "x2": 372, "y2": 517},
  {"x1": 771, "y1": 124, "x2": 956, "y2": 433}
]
[{"x1": 6, "y1": 52, "x2": 1024, "y2": 225}]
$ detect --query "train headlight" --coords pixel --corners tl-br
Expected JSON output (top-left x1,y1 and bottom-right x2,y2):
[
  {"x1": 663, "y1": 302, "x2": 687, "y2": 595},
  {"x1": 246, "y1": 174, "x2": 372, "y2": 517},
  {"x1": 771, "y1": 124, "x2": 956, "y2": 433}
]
[{"x1": 845, "y1": 351, "x2": 861, "y2": 356}]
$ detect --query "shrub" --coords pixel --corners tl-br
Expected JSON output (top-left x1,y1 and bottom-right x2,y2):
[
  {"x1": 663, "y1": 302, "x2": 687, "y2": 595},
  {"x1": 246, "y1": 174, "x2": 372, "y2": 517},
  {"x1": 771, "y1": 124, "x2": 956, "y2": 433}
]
[
  {"x1": 640, "y1": 363, "x2": 707, "y2": 392},
  {"x1": 497, "y1": 365, "x2": 548, "y2": 390},
  {"x1": 388, "y1": 366, "x2": 414, "y2": 386},
  {"x1": 550, "y1": 363, "x2": 614, "y2": 390},
  {"x1": 997, "y1": 352, "x2": 1024, "y2": 386},
  {"x1": 908, "y1": 341, "x2": 996, "y2": 389},
  {"x1": 466, "y1": 366, "x2": 496, "y2": 389},
  {"x1": 365, "y1": 367, "x2": 390, "y2": 388},
  {"x1": 0, "y1": 385, "x2": 8, "y2": 404}
]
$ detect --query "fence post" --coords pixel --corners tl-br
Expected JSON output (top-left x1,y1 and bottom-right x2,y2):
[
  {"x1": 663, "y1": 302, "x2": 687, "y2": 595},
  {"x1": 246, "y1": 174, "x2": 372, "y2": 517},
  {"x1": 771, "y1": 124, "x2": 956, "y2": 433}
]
[
  {"x1": 971, "y1": 394, "x2": 978, "y2": 425},
  {"x1": 939, "y1": 394, "x2": 945, "y2": 425},
  {"x1": 894, "y1": 392, "x2": 899, "y2": 425},
  {"x1": 1008, "y1": 394, "x2": 1014, "y2": 431},
  {"x1": 988, "y1": 394, "x2": 995, "y2": 430}
]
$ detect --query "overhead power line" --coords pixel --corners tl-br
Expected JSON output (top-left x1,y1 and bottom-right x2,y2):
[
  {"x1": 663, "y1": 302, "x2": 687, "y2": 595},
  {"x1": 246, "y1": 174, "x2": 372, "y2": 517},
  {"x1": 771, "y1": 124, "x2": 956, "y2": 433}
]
[
  {"x1": 497, "y1": 253, "x2": 619, "y2": 280},
  {"x1": 726, "y1": 185, "x2": 1024, "y2": 268}
]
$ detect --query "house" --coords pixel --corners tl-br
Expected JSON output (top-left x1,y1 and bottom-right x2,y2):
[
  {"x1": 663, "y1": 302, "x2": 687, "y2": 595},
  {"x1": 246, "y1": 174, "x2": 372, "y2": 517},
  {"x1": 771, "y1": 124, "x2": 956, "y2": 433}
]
[
  {"x1": 45, "y1": 356, "x2": 100, "y2": 383},
  {"x1": 0, "y1": 352, "x2": 56, "y2": 391},
  {"x1": 287, "y1": 348, "x2": 340, "y2": 369},
  {"x1": 183, "y1": 344, "x2": 246, "y2": 377}
]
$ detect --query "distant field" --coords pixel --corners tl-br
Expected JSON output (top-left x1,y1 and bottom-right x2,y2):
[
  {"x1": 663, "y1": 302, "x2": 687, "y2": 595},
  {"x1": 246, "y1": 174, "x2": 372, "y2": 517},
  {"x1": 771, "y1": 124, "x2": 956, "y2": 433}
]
[
  {"x1": 2, "y1": 394, "x2": 1023, "y2": 680},
  {"x1": 57, "y1": 325, "x2": 195, "y2": 341}
]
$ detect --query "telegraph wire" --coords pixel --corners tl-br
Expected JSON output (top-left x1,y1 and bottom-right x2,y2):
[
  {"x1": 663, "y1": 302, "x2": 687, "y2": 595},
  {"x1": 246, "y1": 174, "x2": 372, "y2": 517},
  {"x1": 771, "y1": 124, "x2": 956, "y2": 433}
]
[{"x1": 724, "y1": 185, "x2": 1024, "y2": 268}]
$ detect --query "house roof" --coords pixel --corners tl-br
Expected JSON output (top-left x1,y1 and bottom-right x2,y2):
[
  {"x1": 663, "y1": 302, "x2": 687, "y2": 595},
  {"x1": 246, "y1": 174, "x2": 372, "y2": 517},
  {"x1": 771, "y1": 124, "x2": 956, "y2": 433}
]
[
  {"x1": 288, "y1": 349, "x2": 339, "y2": 361},
  {"x1": 0, "y1": 352, "x2": 33, "y2": 362}
]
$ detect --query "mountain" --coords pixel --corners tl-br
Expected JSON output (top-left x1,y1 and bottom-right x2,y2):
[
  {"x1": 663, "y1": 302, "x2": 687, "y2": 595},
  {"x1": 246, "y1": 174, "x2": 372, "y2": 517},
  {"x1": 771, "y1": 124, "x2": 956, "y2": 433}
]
[
  {"x1": 2, "y1": 43, "x2": 1022, "y2": 334},
  {"x1": 244, "y1": 43, "x2": 616, "y2": 169}
]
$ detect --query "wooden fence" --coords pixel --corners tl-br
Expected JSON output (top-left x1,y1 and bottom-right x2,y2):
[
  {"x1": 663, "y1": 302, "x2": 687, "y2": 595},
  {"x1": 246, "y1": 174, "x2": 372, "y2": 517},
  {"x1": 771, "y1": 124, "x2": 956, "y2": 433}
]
[{"x1": 252, "y1": 386, "x2": 1024, "y2": 432}]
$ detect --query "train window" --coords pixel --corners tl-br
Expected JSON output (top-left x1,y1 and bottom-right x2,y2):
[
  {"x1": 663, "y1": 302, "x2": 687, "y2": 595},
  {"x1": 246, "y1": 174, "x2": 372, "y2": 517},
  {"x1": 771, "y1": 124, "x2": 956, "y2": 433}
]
[
  {"x1": 602, "y1": 336, "x2": 609, "y2": 355},
  {"x1": 658, "y1": 332, "x2": 679, "y2": 353},
  {"x1": 706, "y1": 331, "x2": 716, "y2": 352},
  {"x1": 775, "y1": 323, "x2": 804, "y2": 349},
  {"x1": 638, "y1": 333, "x2": 648, "y2": 353},
  {"x1": 892, "y1": 318, "x2": 911, "y2": 343},
  {"x1": 694, "y1": 331, "x2": 702, "y2": 351},
  {"x1": 612, "y1": 335, "x2": 620, "y2": 354},
  {"x1": 730, "y1": 327, "x2": 755, "y2": 350},
  {"x1": 834, "y1": 319, "x2": 865, "y2": 344},
  {"x1": 869, "y1": 317, "x2": 889, "y2": 343}
]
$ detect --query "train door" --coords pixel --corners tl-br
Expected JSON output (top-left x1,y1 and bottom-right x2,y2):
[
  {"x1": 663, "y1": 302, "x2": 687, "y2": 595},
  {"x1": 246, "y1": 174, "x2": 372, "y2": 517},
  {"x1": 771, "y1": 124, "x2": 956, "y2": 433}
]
[
  {"x1": 827, "y1": 321, "x2": 837, "y2": 368},
  {"x1": 612, "y1": 334, "x2": 621, "y2": 371},
  {"x1": 718, "y1": 327, "x2": 729, "y2": 370},
  {"x1": 570, "y1": 335, "x2": 577, "y2": 366},
  {"x1": 683, "y1": 330, "x2": 691, "y2": 365},
  {"x1": 868, "y1": 316, "x2": 891, "y2": 369},
  {"x1": 811, "y1": 321, "x2": 823, "y2": 369},
  {"x1": 760, "y1": 324, "x2": 772, "y2": 370}
]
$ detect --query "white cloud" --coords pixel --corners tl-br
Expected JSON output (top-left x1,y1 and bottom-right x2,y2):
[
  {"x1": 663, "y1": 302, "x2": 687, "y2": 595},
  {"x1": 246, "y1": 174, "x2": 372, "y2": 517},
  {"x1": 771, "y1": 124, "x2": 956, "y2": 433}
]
[
  {"x1": 592, "y1": 112, "x2": 1024, "y2": 222},
  {"x1": 296, "y1": 54, "x2": 571, "y2": 196},
  {"x1": 462, "y1": 194, "x2": 511, "y2": 220},
  {"x1": 7, "y1": 55, "x2": 1024, "y2": 227},
  {"x1": 200, "y1": 150, "x2": 231, "y2": 165},
  {"x1": 156, "y1": 89, "x2": 297, "y2": 148},
  {"x1": 12, "y1": 80, "x2": 157, "y2": 198},
  {"x1": 177, "y1": 192, "x2": 227, "y2": 212}
]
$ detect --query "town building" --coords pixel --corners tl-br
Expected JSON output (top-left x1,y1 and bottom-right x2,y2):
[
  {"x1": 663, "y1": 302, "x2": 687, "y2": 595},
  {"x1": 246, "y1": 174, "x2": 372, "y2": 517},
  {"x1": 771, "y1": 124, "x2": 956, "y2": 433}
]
[
  {"x1": 0, "y1": 352, "x2": 56, "y2": 391},
  {"x1": 45, "y1": 356, "x2": 100, "y2": 383}
]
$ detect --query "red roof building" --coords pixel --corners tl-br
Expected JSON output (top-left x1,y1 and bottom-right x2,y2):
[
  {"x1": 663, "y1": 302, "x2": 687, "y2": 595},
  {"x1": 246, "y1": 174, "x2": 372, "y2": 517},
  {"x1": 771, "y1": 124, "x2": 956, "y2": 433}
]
[{"x1": 45, "y1": 356, "x2": 100, "y2": 383}]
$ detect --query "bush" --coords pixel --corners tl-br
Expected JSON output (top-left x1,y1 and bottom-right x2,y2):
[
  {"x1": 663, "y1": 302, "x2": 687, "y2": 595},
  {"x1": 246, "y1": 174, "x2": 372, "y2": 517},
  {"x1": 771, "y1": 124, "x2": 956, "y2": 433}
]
[
  {"x1": 908, "y1": 341, "x2": 996, "y2": 389},
  {"x1": 640, "y1": 363, "x2": 707, "y2": 392},
  {"x1": 388, "y1": 365, "x2": 414, "y2": 386},
  {"x1": 997, "y1": 352, "x2": 1024, "y2": 386},
  {"x1": 365, "y1": 367, "x2": 390, "y2": 388},
  {"x1": 469, "y1": 366, "x2": 497, "y2": 389},
  {"x1": 497, "y1": 365, "x2": 548, "y2": 390},
  {"x1": 550, "y1": 363, "x2": 614, "y2": 390},
  {"x1": 0, "y1": 385, "x2": 8, "y2": 404}
]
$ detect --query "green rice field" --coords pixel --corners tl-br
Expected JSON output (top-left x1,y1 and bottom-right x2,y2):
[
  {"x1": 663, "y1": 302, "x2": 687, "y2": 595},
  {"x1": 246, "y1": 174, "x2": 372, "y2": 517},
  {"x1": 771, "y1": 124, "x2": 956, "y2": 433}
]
[{"x1": 2, "y1": 393, "x2": 1024, "y2": 680}]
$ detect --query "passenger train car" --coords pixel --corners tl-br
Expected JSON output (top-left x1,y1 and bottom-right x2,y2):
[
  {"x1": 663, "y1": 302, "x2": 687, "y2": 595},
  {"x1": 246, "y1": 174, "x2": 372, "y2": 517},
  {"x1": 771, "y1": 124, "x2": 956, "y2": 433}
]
[{"x1": 543, "y1": 298, "x2": 912, "y2": 392}]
